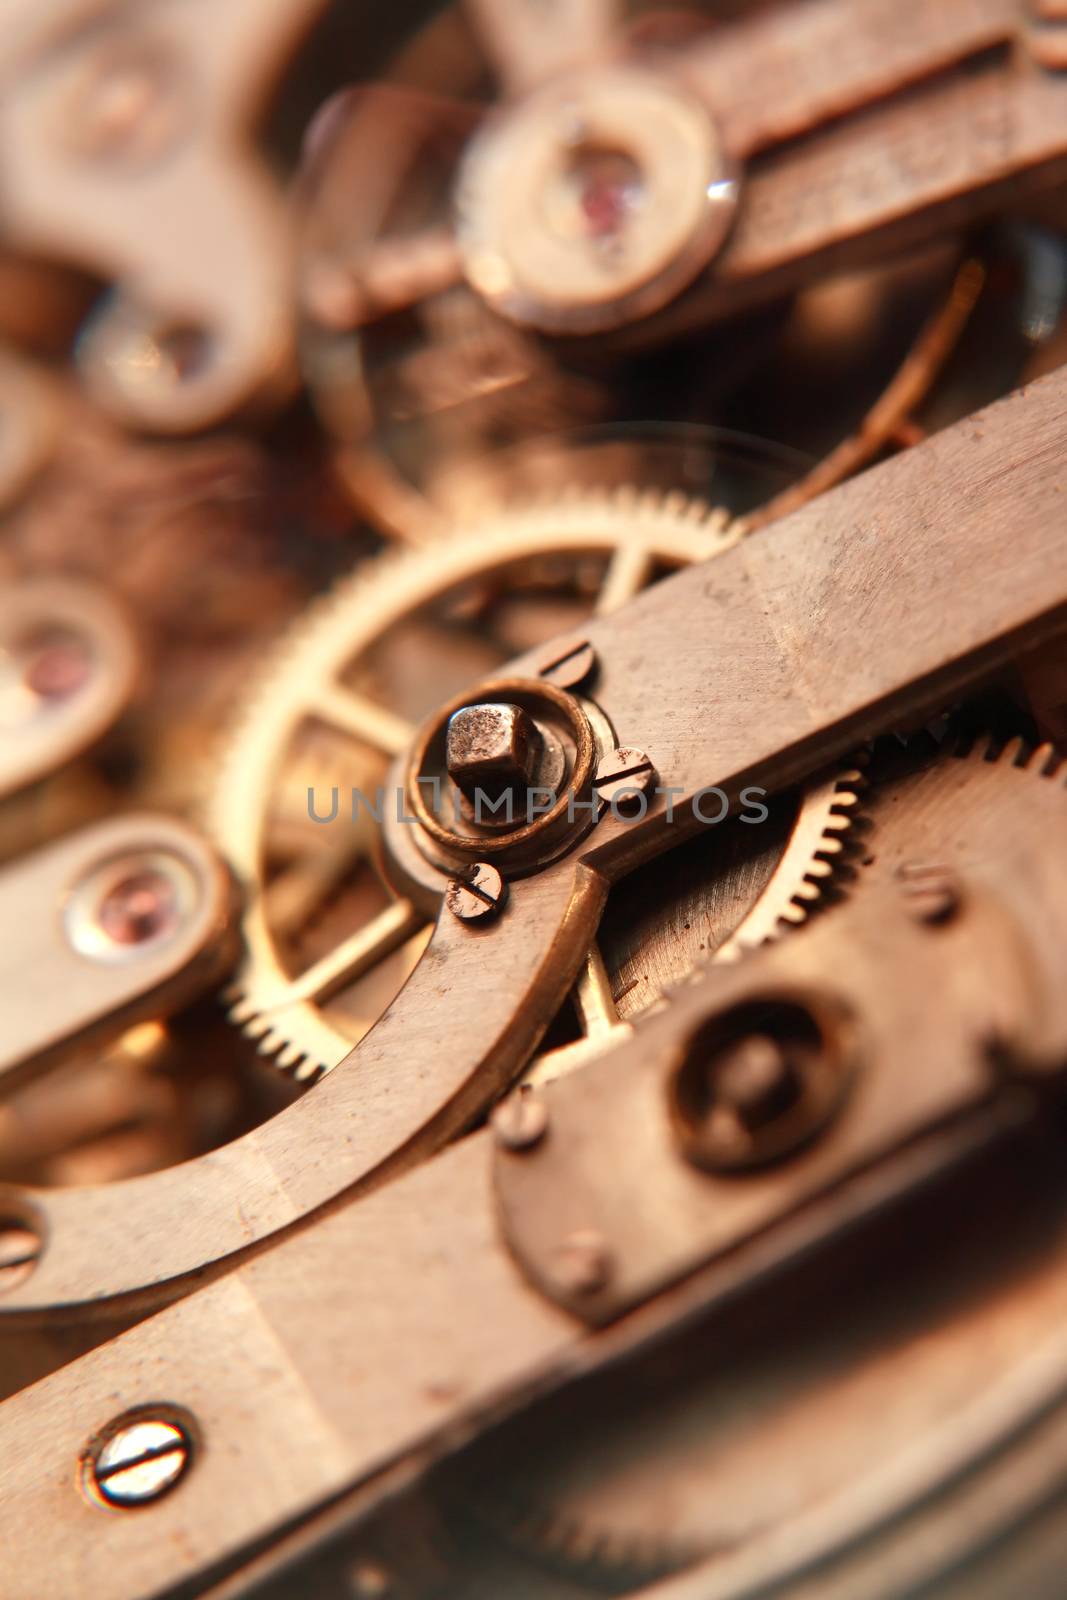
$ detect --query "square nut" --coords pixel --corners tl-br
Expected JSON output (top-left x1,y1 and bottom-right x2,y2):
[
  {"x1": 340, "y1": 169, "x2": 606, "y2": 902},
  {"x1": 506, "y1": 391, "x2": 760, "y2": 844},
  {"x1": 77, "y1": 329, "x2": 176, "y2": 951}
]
[{"x1": 446, "y1": 702, "x2": 539, "y2": 795}]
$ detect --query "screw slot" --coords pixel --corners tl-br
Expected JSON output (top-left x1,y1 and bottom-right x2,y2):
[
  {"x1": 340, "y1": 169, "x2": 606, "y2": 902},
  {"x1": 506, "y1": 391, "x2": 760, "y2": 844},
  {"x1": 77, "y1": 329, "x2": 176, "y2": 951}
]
[
  {"x1": 537, "y1": 636, "x2": 596, "y2": 690},
  {"x1": 594, "y1": 747, "x2": 656, "y2": 815},
  {"x1": 446, "y1": 862, "x2": 507, "y2": 923},
  {"x1": 83, "y1": 1409, "x2": 195, "y2": 1509}
]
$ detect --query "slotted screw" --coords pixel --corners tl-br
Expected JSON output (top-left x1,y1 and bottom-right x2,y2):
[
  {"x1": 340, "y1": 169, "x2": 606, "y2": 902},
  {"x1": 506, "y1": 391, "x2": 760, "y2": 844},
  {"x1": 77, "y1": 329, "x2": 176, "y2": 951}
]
[
  {"x1": 446, "y1": 862, "x2": 507, "y2": 923},
  {"x1": 594, "y1": 747, "x2": 656, "y2": 814},
  {"x1": 537, "y1": 637, "x2": 597, "y2": 690},
  {"x1": 86, "y1": 1415, "x2": 193, "y2": 1508}
]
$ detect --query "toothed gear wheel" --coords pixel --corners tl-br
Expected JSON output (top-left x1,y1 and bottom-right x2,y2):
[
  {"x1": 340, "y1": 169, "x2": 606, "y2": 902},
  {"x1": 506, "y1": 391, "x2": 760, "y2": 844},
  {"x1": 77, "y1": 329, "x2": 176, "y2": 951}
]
[
  {"x1": 206, "y1": 488, "x2": 856, "y2": 1081},
  {"x1": 455, "y1": 731, "x2": 1067, "y2": 1589},
  {"x1": 525, "y1": 762, "x2": 864, "y2": 1088}
]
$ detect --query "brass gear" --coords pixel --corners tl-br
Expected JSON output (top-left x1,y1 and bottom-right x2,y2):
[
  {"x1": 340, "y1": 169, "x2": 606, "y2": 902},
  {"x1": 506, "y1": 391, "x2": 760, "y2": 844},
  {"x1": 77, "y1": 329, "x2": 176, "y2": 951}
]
[
  {"x1": 457, "y1": 731, "x2": 1067, "y2": 1589},
  {"x1": 526, "y1": 763, "x2": 864, "y2": 1088},
  {"x1": 206, "y1": 489, "x2": 857, "y2": 1081}
]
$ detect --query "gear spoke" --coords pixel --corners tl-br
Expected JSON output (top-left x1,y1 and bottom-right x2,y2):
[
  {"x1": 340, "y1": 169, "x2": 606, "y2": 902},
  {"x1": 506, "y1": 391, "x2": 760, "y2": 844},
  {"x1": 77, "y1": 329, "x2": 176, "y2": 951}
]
[
  {"x1": 263, "y1": 842, "x2": 364, "y2": 940},
  {"x1": 572, "y1": 942, "x2": 620, "y2": 1037},
  {"x1": 463, "y1": 0, "x2": 620, "y2": 94},
  {"x1": 334, "y1": 448, "x2": 453, "y2": 548},
  {"x1": 270, "y1": 899, "x2": 425, "y2": 1010},
  {"x1": 310, "y1": 227, "x2": 465, "y2": 331},
  {"x1": 595, "y1": 541, "x2": 655, "y2": 615},
  {"x1": 313, "y1": 683, "x2": 416, "y2": 757},
  {"x1": 208, "y1": 490, "x2": 773, "y2": 1080}
]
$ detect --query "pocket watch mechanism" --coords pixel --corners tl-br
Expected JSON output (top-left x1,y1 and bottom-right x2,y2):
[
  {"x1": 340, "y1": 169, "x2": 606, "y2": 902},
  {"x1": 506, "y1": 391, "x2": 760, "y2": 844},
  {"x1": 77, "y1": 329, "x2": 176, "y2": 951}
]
[{"x1": 208, "y1": 483, "x2": 860, "y2": 1083}]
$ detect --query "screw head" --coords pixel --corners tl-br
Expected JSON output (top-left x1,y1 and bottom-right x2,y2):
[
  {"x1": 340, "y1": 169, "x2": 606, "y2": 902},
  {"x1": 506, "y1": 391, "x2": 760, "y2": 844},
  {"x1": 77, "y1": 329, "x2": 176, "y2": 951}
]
[
  {"x1": 895, "y1": 861, "x2": 960, "y2": 925},
  {"x1": 446, "y1": 862, "x2": 507, "y2": 923},
  {"x1": 0, "y1": 1218, "x2": 42, "y2": 1292},
  {"x1": 594, "y1": 747, "x2": 656, "y2": 814},
  {"x1": 537, "y1": 637, "x2": 597, "y2": 690},
  {"x1": 446, "y1": 702, "x2": 541, "y2": 803},
  {"x1": 85, "y1": 1415, "x2": 193, "y2": 1508},
  {"x1": 491, "y1": 1090, "x2": 549, "y2": 1151},
  {"x1": 551, "y1": 1230, "x2": 613, "y2": 1296}
]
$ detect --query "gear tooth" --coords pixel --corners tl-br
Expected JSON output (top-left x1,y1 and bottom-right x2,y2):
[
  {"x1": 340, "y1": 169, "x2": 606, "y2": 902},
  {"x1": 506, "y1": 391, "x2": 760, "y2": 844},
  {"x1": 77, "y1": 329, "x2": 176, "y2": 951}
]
[
  {"x1": 709, "y1": 508, "x2": 737, "y2": 543},
  {"x1": 237, "y1": 1009, "x2": 274, "y2": 1045},
  {"x1": 294, "y1": 1057, "x2": 326, "y2": 1084},
  {"x1": 274, "y1": 1040, "x2": 305, "y2": 1071},
  {"x1": 715, "y1": 763, "x2": 863, "y2": 957},
  {"x1": 208, "y1": 486, "x2": 756, "y2": 1078},
  {"x1": 226, "y1": 992, "x2": 259, "y2": 1027},
  {"x1": 1035, "y1": 741, "x2": 1062, "y2": 776},
  {"x1": 254, "y1": 1027, "x2": 283, "y2": 1058}
]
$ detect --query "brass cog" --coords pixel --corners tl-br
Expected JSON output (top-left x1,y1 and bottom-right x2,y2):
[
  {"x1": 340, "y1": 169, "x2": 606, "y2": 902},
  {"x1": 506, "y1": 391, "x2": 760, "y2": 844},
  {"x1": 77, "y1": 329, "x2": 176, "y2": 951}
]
[
  {"x1": 206, "y1": 488, "x2": 856, "y2": 1082},
  {"x1": 457, "y1": 731, "x2": 1067, "y2": 1588},
  {"x1": 526, "y1": 764, "x2": 864, "y2": 1087}
]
